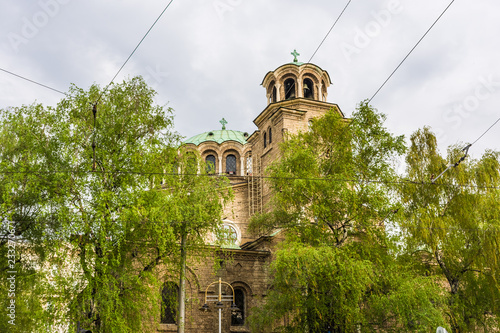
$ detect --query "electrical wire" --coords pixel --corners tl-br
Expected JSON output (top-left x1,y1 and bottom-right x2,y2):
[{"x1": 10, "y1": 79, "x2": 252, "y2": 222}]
[
  {"x1": 4, "y1": 219, "x2": 500, "y2": 234},
  {"x1": 432, "y1": 114, "x2": 500, "y2": 182},
  {"x1": 282, "y1": 0, "x2": 352, "y2": 99},
  {"x1": 432, "y1": 101, "x2": 499, "y2": 183},
  {"x1": 369, "y1": 0, "x2": 456, "y2": 103},
  {"x1": 3, "y1": 219, "x2": 190, "y2": 225},
  {"x1": 94, "y1": 0, "x2": 175, "y2": 105},
  {"x1": 471, "y1": 115, "x2": 500, "y2": 146},
  {"x1": 431, "y1": 143, "x2": 471, "y2": 182},
  {"x1": 307, "y1": 0, "x2": 352, "y2": 64},
  {"x1": 0, "y1": 169, "x2": 499, "y2": 190},
  {"x1": 88, "y1": 1, "x2": 175, "y2": 173},
  {"x1": 1, "y1": 1, "x2": 175, "y2": 105},
  {"x1": 332, "y1": 0, "x2": 457, "y2": 148},
  {"x1": 0, "y1": 67, "x2": 68, "y2": 96}
]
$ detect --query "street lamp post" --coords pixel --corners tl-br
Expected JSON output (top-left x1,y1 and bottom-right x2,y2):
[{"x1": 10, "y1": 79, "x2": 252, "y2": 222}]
[{"x1": 200, "y1": 278, "x2": 239, "y2": 333}]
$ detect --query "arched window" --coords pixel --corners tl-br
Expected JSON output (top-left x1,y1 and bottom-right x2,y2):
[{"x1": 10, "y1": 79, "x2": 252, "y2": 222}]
[
  {"x1": 220, "y1": 224, "x2": 238, "y2": 245},
  {"x1": 268, "y1": 127, "x2": 272, "y2": 144},
  {"x1": 226, "y1": 154, "x2": 237, "y2": 174},
  {"x1": 231, "y1": 288, "x2": 245, "y2": 326},
  {"x1": 205, "y1": 154, "x2": 216, "y2": 173},
  {"x1": 303, "y1": 78, "x2": 314, "y2": 99},
  {"x1": 308, "y1": 119, "x2": 314, "y2": 132},
  {"x1": 271, "y1": 86, "x2": 277, "y2": 103},
  {"x1": 246, "y1": 155, "x2": 252, "y2": 175},
  {"x1": 284, "y1": 78, "x2": 296, "y2": 100},
  {"x1": 184, "y1": 152, "x2": 198, "y2": 175},
  {"x1": 171, "y1": 161, "x2": 179, "y2": 175},
  {"x1": 161, "y1": 282, "x2": 178, "y2": 324},
  {"x1": 263, "y1": 132, "x2": 267, "y2": 148}
]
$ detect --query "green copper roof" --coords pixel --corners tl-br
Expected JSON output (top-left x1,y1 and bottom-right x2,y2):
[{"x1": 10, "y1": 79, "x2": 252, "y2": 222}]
[
  {"x1": 184, "y1": 130, "x2": 249, "y2": 146},
  {"x1": 221, "y1": 242, "x2": 241, "y2": 250}
]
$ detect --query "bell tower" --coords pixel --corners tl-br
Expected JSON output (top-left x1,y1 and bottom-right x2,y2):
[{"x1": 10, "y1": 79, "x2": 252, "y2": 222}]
[
  {"x1": 261, "y1": 49, "x2": 333, "y2": 105},
  {"x1": 247, "y1": 50, "x2": 344, "y2": 212}
]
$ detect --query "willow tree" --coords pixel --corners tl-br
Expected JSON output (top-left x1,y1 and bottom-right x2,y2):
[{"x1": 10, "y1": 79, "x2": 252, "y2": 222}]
[
  {"x1": 249, "y1": 102, "x2": 446, "y2": 332},
  {"x1": 0, "y1": 103, "x2": 63, "y2": 332},
  {"x1": 398, "y1": 127, "x2": 500, "y2": 333},
  {"x1": 0, "y1": 77, "x2": 231, "y2": 332}
]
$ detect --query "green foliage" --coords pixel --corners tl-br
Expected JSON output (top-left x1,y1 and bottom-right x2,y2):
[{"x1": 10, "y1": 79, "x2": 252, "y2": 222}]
[
  {"x1": 250, "y1": 101, "x2": 406, "y2": 246},
  {"x1": 398, "y1": 127, "x2": 500, "y2": 333},
  {"x1": 249, "y1": 241, "x2": 446, "y2": 333},
  {"x1": 249, "y1": 242, "x2": 374, "y2": 333},
  {"x1": 0, "y1": 77, "x2": 231, "y2": 332},
  {"x1": 249, "y1": 102, "x2": 447, "y2": 332}
]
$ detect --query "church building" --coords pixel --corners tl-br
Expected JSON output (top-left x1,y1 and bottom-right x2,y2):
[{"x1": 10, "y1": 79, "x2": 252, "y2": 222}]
[{"x1": 158, "y1": 52, "x2": 344, "y2": 333}]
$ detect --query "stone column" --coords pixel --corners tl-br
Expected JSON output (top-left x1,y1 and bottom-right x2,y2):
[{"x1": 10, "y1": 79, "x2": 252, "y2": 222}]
[
  {"x1": 219, "y1": 156, "x2": 222, "y2": 175},
  {"x1": 297, "y1": 79, "x2": 303, "y2": 98}
]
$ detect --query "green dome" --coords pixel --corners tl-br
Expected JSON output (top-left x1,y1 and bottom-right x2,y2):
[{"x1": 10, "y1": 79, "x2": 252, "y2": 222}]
[{"x1": 184, "y1": 130, "x2": 249, "y2": 146}]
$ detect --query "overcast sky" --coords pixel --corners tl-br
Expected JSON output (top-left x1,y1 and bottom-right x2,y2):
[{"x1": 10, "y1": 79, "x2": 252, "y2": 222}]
[{"x1": 1, "y1": 0, "x2": 499, "y2": 163}]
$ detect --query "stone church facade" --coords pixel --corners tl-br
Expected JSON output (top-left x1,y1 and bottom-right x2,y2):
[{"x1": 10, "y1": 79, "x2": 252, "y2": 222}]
[{"x1": 158, "y1": 55, "x2": 344, "y2": 333}]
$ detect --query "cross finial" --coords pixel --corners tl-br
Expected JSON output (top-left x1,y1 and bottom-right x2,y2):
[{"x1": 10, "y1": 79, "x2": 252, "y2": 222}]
[
  {"x1": 291, "y1": 49, "x2": 300, "y2": 63},
  {"x1": 220, "y1": 118, "x2": 228, "y2": 130}
]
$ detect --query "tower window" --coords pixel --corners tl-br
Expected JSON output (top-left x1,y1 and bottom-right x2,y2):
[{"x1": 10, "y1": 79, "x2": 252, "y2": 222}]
[
  {"x1": 205, "y1": 154, "x2": 216, "y2": 173},
  {"x1": 303, "y1": 78, "x2": 314, "y2": 99},
  {"x1": 161, "y1": 282, "x2": 178, "y2": 324},
  {"x1": 263, "y1": 132, "x2": 267, "y2": 148},
  {"x1": 231, "y1": 288, "x2": 245, "y2": 326},
  {"x1": 284, "y1": 78, "x2": 296, "y2": 100},
  {"x1": 226, "y1": 154, "x2": 237, "y2": 174},
  {"x1": 268, "y1": 81, "x2": 277, "y2": 103},
  {"x1": 268, "y1": 127, "x2": 272, "y2": 144}
]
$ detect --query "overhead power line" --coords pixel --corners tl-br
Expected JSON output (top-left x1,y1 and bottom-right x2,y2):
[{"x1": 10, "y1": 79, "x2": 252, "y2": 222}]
[
  {"x1": 471, "y1": 116, "x2": 500, "y2": 146},
  {"x1": 307, "y1": 0, "x2": 352, "y2": 64},
  {"x1": 283, "y1": 0, "x2": 352, "y2": 99},
  {"x1": 432, "y1": 114, "x2": 500, "y2": 182},
  {"x1": 95, "y1": 0, "x2": 175, "y2": 105},
  {"x1": 1, "y1": 1, "x2": 175, "y2": 104},
  {"x1": 5, "y1": 219, "x2": 500, "y2": 233},
  {"x1": 90, "y1": 1, "x2": 175, "y2": 171},
  {"x1": 1, "y1": 169, "x2": 498, "y2": 190},
  {"x1": 331, "y1": 0, "x2": 456, "y2": 151},
  {"x1": 0, "y1": 67, "x2": 68, "y2": 96},
  {"x1": 431, "y1": 143, "x2": 471, "y2": 183},
  {"x1": 369, "y1": 0, "x2": 456, "y2": 103}
]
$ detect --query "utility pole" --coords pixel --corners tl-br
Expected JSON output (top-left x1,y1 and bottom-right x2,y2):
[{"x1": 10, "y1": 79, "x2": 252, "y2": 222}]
[{"x1": 177, "y1": 229, "x2": 187, "y2": 333}]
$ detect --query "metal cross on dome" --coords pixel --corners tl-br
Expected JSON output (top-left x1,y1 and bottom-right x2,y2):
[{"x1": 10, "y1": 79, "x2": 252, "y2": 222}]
[
  {"x1": 220, "y1": 118, "x2": 227, "y2": 130},
  {"x1": 291, "y1": 49, "x2": 300, "y2": 63}
]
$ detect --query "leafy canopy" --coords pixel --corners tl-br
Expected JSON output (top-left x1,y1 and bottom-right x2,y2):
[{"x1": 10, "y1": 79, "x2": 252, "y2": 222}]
[
  {"x1": 249, "y1": 102, "x2": 446, "y2": 332},
  {"x1": 398, "y1": 127, "x2": 500, "y2": 333},
  {"x1": 0, "y1": 77, "x2": 231, "y2": 332}
]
